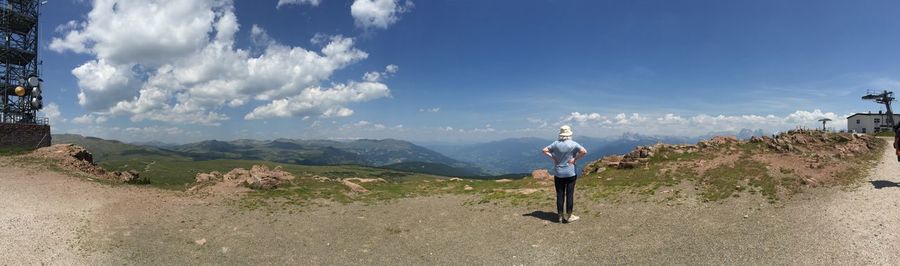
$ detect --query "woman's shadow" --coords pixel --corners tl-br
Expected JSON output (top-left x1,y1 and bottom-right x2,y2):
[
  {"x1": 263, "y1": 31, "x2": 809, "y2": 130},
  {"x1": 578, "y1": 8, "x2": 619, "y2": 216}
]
[
  {"x1": 870, "y1": 180, "x2": 900, "y2": 189},
  {"x1": 522, "y1": 211, "x2": 559, "y2": 223}
]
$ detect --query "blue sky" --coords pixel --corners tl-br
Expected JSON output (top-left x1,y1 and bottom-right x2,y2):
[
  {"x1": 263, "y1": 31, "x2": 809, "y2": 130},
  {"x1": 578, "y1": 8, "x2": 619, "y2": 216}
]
[{"x1": 38, "y1": 0, "x2": 900, "y2": 143}]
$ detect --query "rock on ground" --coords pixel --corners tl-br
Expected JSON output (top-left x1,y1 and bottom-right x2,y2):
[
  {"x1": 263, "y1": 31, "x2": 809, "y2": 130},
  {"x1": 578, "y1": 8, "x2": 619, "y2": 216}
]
[
  {"x1": 342, "y1": 179, "x2": 370, "y2": 193},
  {"x1": 532, "y1": 169, "x2": 552, "y2": 181}
]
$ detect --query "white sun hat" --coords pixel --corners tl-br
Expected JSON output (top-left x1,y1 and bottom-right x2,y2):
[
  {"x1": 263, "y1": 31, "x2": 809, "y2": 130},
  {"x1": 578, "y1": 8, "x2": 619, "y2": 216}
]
[{"x1": 558, "y1": 125, "x2": 573, "y2": 137}]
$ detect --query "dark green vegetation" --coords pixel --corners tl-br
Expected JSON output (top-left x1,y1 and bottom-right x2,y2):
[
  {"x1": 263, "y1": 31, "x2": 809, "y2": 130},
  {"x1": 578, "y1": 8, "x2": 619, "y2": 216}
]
[
  {"x1": 0, "y1": 146, "x2": 35, "y2": 156},
  {"x1": 874, "y1": 131, "x2": 896, "y2": 137}
]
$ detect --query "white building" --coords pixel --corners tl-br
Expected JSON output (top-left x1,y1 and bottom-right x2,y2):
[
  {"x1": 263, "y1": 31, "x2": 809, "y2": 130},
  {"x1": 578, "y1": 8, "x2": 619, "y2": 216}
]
[{"x1": 847, "y1": 112, "x2": 900, "y2": 133}]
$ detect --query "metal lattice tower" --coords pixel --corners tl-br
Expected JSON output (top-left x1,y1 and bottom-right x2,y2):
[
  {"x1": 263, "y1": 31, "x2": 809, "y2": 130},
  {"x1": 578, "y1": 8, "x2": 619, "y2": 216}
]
[
  {"x1": 0, "y1": 0, "x2": 43, "y2": 125},
  {"x1": 862, "y1": 90, "x2": 896, "y2": 132}
]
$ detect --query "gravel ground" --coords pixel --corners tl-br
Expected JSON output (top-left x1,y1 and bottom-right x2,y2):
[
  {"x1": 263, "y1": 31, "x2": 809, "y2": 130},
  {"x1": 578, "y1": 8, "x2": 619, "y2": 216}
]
[{"x1": 2, "y1": 140, "x2": 900, "y2": 265}]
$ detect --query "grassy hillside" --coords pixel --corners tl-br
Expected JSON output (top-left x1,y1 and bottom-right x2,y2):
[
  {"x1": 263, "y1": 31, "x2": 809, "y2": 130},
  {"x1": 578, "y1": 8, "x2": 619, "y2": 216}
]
[
  {"x1": 99, "y1": 158, "x2": 438, "y2": 190},
  {"x1": 51, "y1": 134, "x2": 492, "y2": 188},
  {"x1": 170, "y1": 138, "x2": 483, "y2": 171},
  {"x1": 52, "y1": 134, "x2": 190, "y2": 162},
  {"x1": 173, "y1": 139, "x2": 366, "y2": 165},
  {"x1": 580, "y1": 131, "x2": 884, "y2": 202},
  {"x1": 381, "y1": 161, "x2": 483, "y2": 177}
]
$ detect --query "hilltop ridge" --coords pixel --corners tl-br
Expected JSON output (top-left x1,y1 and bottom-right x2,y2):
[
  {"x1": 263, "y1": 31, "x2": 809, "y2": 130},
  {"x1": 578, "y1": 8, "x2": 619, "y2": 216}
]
[
  {"x1": 51, "y1": 134, "x2": 488, "y2": 186},
  {"x1": 580, "y1": 130, "x2": 881, "y2": 201}
]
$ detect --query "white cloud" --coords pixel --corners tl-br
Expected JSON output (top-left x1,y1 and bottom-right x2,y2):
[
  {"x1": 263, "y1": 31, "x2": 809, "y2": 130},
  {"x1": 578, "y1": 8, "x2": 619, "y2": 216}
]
[
  {"x1": 351, "y1": 0, "x2": 413, "y2": 29},
  {"x1": 250, "y1": 24, "x2": 275, "y2": 47},
  {"x1": 277, "y1": 0, "x2": 322, "y2": 8},
  {"x1": 244, "y1": 75, "x2": 391, "y2": 120},
  {"x1": 419, "y1": 107, "x2": 440, "y2": 113},
  {"x1": 41, "y1": 103, "x2": 64, "y2": 123},
  {"x1": 560, "y1": 110, "x2": 847, "y2": 136},
  {"x1": 564, "y1": 112, "x2": 607, "y2": 124},
  {"x1": 52, "y1": 0, "x2": 388, "y2": 126},
  {"x1": 124, "y1": 126, "x2": 186, "y2": 136},
  {"x1": 71, "y1": 59, "x2": 140, "y2": 111},
  {"x1": 72, "y1": 114, "x2": 108, "y2": 125},
  {"x1": 527, "y1": 118, "x2": 548, "y2": 128},
  {"x1": 50, "y1": 0, "x2": 222, "y2": 66},
  {"x1": 613, "y1": 113, "x2": 648, "y2": 125},
  {"x1": 340, "y1": 120, "x2": 396, "y2": 131},
  {"x1": 472, "y1": 124, "x2": 495, "y2": 132},
  {"x1": 784, "y1": 109, "x2": 841, "y2": 124},
  {"x1": 385, "y1": 64, "x2": 399, "y2": 74}
]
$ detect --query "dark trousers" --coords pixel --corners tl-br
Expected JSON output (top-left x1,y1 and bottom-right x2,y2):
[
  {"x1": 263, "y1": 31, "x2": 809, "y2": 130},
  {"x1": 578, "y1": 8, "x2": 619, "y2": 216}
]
[{"x1": 554, "y1": 176, "x2": 577, "y2": 214}]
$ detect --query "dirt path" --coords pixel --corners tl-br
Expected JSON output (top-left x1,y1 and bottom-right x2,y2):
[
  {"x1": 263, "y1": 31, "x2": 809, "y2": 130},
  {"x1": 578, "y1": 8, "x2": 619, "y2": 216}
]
[
  {"x1": 2, "y1": 141, "x2": 900, "y2": 265},
  {"x1": 0, "y1": 163, "x2": 140, "y2": 265},
  {"x1": 808, "y1": 138, "x2": 900, "y2": 264}
]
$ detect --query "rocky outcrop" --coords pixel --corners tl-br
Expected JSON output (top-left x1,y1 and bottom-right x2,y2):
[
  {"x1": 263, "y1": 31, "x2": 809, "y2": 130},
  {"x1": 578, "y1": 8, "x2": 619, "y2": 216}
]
[
  {"x1": 30, "y1": 144, "x2": 140, "y2": 183},
  {"x1": 698, "y1": 136, "x2": 738, "y2": 147},
  {"x1": 582, "y1": 130, "x2": 879, "y2": 176},
  {"x1": 344, "y1": 178, "x2": 386, "y2": 183},
  {"x1": 584, "y1": 143, "x2": 685, "y2": 173},
  {"x1": 340, "y1": 178, "x2": 387, "y2": 194},
  {"x1": 750, "y1": 130, "x2": 875, "y2": 157},
  {"x1": 244, "y1": 165, "x2": 296, "y2": 189},
  {"x1": 195, "y1": 171, "x2": 223, "y2": 183},
  {"x1": 531, "y1": 169, "x2": 553, "y2": 185},
  {"x1": 342, "y1": 179, "x2": 370, "y2": 193},
  {"x1": 192, "y1": 165, "x2": 296, "y2": 191}
]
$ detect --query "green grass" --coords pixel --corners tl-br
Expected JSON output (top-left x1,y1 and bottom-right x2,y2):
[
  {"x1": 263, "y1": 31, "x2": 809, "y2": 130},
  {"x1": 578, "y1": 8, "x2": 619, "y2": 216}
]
[
  {"x1": 99, "y1": 158, "x2": 437, "y2": 190},
  {"x1": 579, "y1": 146, "x2": 707, "y2": 201},
  {"x1": 235, "y1": 170, "x2": 539, "y2": 210},
  {"x1": 64, "y1": 154, "x2": 544, "y2": 210},
  {"x1": 0, "y1": 146, "x2": 35, "y2": 156},
  {"x1": 874, "y1": 131, "x2": 896, "y2": 137},
  {"x1": 700, "y1": 157, "x2": 767, "y2": 201}
]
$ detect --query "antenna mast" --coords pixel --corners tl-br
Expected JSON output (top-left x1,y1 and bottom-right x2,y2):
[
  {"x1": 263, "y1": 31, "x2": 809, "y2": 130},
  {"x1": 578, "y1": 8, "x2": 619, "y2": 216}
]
[{"x1": 0, "y1": 0, "x2": 44, "y2": 125}]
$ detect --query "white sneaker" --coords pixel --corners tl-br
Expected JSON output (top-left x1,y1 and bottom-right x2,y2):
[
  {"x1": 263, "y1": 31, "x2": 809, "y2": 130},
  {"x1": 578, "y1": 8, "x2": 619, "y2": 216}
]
[{"x1": 568, "y1": 214, "x2": 580, "y2": 222}]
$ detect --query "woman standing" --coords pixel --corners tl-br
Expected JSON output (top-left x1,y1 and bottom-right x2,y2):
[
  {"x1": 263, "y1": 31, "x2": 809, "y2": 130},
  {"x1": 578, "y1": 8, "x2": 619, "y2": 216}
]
[{"x1": 542, "y1": 125, "x2": 588, "y2": 223}]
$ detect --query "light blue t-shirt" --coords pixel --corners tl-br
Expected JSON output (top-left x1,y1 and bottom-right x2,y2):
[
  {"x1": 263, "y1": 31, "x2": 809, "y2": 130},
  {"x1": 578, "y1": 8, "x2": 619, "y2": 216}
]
[{"x1": 545, "y1": 140, "x2": 584, "y2": 178}]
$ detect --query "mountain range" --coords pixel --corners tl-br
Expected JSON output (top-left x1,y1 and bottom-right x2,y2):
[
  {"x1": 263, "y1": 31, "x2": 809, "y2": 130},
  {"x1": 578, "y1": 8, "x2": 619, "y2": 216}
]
[
  {"x1": 53, "y1": 134, "x2": 487, "y2": 176},
  {"x1": 52, "y1": 128, "x2": 767, "y2": 177},
  {"x1": 425, "y1": 133, "x2": 700, "y2": 174}
]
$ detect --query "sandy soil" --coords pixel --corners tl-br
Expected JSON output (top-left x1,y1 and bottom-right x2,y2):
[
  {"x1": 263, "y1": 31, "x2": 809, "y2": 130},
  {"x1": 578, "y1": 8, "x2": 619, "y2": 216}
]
[{"x1": 3, "y1": 140, "x2": 900, "y2": 265}]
